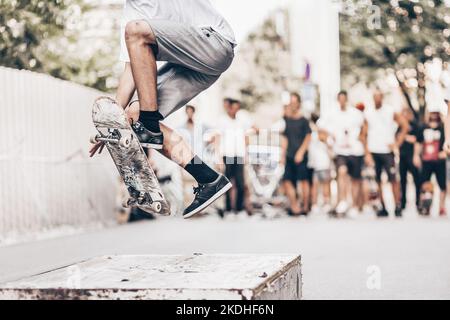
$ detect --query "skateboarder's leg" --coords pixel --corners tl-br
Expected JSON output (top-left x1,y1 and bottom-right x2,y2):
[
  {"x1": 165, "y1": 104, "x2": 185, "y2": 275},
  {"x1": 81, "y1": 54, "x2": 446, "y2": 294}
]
[
  {"x1": 123, "y1": 100, "x2": 214, "y2": 176},
  {"x1": 125, "y1": 20, "x2": 162, "y2": 133},
  {"x1": 123, "y1": 19, "x2": 234, "y2": 217},
  {"x1": 124, "y1": 98, "x2": 230, "y2": 218},
  {"x1": 158, "y1": 123, "x2": 194, "y2": 167}
]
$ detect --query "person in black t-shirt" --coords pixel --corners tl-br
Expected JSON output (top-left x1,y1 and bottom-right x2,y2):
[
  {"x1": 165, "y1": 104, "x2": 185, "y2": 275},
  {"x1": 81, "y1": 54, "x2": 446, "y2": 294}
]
[
  {"x1": 281, "y1": 93, "x2": 312, "y2": 216},
  {"x1": 398, "y1": 108, "x2": 421, "y2": 213},
  {"x1": 414, "y1": 111, "x2": 447, "y2": 217}
]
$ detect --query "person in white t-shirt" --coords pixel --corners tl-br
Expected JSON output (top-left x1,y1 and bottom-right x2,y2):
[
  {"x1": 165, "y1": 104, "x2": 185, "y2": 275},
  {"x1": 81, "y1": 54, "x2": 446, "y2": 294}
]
[
  {"x1": 218, "y1": 99, "x2": 254, "y2": 214},
  {"x1": 321, "y1": 91, "x2": 367, "y2": 216},
  {"x1": 365, "y1": 90, "x2": 409, "y2": 218},
  {"x1": 90, "y1": 0, "x2": 236, "y2": 219},
  {"x1": 308, "y1": 113, "x2": 332, "y2": 213}
]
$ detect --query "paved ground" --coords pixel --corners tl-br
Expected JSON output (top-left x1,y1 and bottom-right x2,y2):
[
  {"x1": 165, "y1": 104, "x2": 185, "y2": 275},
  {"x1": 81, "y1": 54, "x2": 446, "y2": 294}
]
[{"x1": 1, "y1": 210, "x2": 449, "y2": 300}]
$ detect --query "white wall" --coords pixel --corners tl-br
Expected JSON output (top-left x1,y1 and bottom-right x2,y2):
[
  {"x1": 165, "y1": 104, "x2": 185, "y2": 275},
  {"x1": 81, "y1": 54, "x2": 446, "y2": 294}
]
[
  {"x1": 0, "y1": 67, "x2": 118, "y2": 243},
  {"x1": 288, "y1": 0, "x2": 341, "y2": 114}
]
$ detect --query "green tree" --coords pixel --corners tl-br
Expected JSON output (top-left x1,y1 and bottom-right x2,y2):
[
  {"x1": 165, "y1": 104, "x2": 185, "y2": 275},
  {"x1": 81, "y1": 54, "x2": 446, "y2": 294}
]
[
  {"x1": 0, "y1": 0, "x2": 119, "y2": 92},
  {"x1": 0, "y1": 0, "x2": 85, "y2": 72},
  {"x1": 340, "y1": 0, "x2": 449, "y2": 118}
]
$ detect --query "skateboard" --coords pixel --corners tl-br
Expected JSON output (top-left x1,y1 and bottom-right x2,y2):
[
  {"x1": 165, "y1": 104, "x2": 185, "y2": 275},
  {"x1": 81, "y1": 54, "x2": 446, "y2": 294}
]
[
  {"x1": 418, "y1": 181, "x2": 434, "y2": 216},
  {"x1": 362, "y1": 166, "x2": 383, "y2": 212},
  {"x1": 91, "y1": 97, "x2": 171, "y2": 216}
]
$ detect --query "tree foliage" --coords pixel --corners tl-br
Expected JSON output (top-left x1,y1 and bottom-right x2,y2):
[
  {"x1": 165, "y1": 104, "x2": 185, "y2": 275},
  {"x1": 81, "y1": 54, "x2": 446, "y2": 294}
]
[
  {"x1": 340, "y1": 0, "x2": 450, "y2": 116},
  {"x1": 0, "y1": 0, "x2": 83, "y2": 71},
  {"x1": 0, "y1": 0, "x2": 119, "y2": 92}
]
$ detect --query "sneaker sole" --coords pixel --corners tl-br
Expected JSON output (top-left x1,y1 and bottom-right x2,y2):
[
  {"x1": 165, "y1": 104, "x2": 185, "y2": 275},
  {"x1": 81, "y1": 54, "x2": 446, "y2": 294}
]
[{"x1": 183, "y1": 183, "x2": 232, "y2": 219}]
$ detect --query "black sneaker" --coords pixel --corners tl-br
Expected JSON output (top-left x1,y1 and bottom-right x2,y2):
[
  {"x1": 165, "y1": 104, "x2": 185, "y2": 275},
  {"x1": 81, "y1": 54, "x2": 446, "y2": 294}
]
[
  {"x1": 131, "y1": 121, "x2": 163, "y2": 150},
  {"x1": 395, "y1": 206, "x2": 403, "y2": 218},
  {"x1": 377, "y1": 208, "x2": 389, "y2": 218},
  {"x1": 183, "y1": 175, "x2": 232, "y2": 219}
]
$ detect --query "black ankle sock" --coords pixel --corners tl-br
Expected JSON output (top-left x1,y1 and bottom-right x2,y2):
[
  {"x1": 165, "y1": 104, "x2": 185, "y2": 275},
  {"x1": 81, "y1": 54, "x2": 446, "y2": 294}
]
[
  {"x1": 139, "y1": 111, "x2": 164, "y2": 133},
  {"x1": 185, "y1": 156, "x2": 219, "y2": 184}
]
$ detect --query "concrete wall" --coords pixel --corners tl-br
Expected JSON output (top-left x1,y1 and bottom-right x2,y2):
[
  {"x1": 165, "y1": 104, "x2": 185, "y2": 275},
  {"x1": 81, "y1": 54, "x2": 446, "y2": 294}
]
[{"x1": 0, "y1": 67, "x2": 118, "y2": 244}]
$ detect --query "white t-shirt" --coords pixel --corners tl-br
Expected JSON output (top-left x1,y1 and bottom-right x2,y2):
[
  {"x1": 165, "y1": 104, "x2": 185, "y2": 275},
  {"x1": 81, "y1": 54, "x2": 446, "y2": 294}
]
[
  {"x1": 218, "y1": 114, "x2": 253, "y2": 158},
  {"x1": 308, "y1": 131, "x2": 331, "y2": 171},
  {"x1": 365, "y1": 105, "x2": 397, "y2": 154},
  {"x1": 120, "y1": 0, "x2": 236, "y2": 62},
  {"x1": 321, "y1": 107, "x2": 365, "y2": 157},
  {"x1": 178, "y1": 122, "x2": 210, "y2": 160}
]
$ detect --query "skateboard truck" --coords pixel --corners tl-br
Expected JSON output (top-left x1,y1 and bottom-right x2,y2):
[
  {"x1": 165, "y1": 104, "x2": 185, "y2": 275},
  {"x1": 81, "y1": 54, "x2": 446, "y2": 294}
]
[
  {"x1": 90, "y1": 130, "x2": 132, "y2": 149},
  {"x1": 122, "y1": 196, "x2": 162, "y2": 213},
  {"x1": 123, "y1": 187, "x2": 163, "y2": 213}
]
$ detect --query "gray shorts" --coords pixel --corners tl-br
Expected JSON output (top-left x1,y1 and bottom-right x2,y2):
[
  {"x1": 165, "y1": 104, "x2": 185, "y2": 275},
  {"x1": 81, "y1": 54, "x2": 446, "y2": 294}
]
[{"x1": 139, "y1": 19, "x2": 235, "y2": 118}]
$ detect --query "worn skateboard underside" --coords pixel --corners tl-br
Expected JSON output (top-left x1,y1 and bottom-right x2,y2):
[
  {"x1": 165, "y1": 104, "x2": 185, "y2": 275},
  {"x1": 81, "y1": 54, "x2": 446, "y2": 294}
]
[{"x1": 92, "y1": 97, "x2": 170, "y2": 215}]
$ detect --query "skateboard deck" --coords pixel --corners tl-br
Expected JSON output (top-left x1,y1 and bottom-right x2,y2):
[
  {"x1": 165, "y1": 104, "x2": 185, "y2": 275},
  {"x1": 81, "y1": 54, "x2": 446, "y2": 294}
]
[{"x1": 92, "y1": 97, "x2": 170, "y2": 216}]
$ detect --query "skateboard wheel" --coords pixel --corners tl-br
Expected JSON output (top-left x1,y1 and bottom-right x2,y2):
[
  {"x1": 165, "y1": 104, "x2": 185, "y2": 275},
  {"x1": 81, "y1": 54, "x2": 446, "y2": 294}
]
[
  {"x1": 119, "y1": 136, "x2": 131, "y2": 148},
  {"x1": 122, "y1": 198, "x2": 137, "y2": 208},
  {"x1": 151, "y1": 202, "x2": 162, "y2": 213},
  {"x1": 90, "y1": 134, "x2": 100, "y2": 144},
  {"x1": 122, "y1": 199, "x2": 130, "y2": 208}
]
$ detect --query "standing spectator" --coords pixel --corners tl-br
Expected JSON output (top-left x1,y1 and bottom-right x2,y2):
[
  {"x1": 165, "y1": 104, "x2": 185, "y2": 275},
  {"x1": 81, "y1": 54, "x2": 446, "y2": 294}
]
[
  {"x1": 218, "y1": 99, "x2": 253, "y2": 215},
  {"x1": 178, "y1": 105, "x2": 214, "y2": 161},
  {"x1": 365, "y1": 90, "x2": 409, "y2": 217},
  {"x1": 178, "y1": 105, "x2": 216, "y2": 209},
  {"x1": 323, "y1": 91, "x2": 367, "y2": 217},
  {"x1": 281, "y1": 93, "x2": 312, "y2": 216},
  {"x1": 414, "y1": 110, "x2": 447, "y2": 217},
  {"x1": 398, "y1": 107, "x2": 421, "y2": 213},
  {"x1": 308, "y1": 113, "x2": 332, "y2": 214}
]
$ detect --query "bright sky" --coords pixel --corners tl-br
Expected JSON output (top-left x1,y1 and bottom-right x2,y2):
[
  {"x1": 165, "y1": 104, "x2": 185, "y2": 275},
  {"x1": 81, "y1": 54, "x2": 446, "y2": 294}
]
[{"x1": 211, "y1": 0, "x2": 290, "y2": 42}]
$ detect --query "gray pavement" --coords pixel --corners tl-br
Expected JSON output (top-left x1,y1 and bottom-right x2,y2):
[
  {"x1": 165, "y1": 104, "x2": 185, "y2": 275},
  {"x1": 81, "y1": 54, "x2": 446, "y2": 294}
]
[{"x1": 0, "y1": 212, "x2": 449, "y2": 300}]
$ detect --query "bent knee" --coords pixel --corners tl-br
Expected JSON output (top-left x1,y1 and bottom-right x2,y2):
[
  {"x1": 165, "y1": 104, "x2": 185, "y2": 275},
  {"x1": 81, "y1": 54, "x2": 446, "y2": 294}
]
[{"x1": 125, "y1": 20, "x2": 155, "y2": 43}]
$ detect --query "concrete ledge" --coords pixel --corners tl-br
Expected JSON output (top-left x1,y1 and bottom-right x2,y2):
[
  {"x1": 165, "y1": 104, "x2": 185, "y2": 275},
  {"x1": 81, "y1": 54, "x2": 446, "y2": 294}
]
[{"x1": 0, "y1": 254, "x2": 302, "y2": 300}]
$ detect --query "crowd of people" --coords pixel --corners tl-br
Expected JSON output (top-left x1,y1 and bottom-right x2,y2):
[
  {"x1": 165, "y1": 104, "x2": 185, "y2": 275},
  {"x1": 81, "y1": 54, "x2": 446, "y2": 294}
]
[
  {"x1": 279, "y1": 90, "x2": 448, "y2": 218},
  {"x1": 131, "y1": 89, "x2": 449, "y2": 221}
]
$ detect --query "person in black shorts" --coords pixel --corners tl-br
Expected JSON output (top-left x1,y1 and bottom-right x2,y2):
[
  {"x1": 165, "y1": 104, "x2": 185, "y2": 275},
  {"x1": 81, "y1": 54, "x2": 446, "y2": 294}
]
[
  {"x1": 414, "y1": 110, "x2": 447, "y2": 217},
  {"x1": 335, "y1": 156, "x2": 364, "y2": 180},
  {"x1": 321, "y1": 91, "x2": 366, "y2": 216},
  {"x1": 281, "y1": 93, "x2": 312, "y2": 216},
  {"x1": 365, "y1": 90, "x2": 409, "y2": 217}
]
